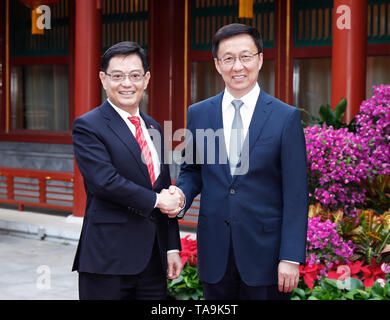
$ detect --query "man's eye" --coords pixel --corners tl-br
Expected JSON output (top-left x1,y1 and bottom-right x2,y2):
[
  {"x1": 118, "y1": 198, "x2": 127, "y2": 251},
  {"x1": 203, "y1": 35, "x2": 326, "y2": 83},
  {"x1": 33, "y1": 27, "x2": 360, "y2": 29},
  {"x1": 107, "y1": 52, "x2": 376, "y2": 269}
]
[
  {"x1": 112, "y1": 74, "x2": 123, "y2": 79},
  {"x1": 131, "y1": 74, "x2": 142, "y2": 80},
  {"x1": 223, "y1": 57, "x2": 234, "y2": 62}
]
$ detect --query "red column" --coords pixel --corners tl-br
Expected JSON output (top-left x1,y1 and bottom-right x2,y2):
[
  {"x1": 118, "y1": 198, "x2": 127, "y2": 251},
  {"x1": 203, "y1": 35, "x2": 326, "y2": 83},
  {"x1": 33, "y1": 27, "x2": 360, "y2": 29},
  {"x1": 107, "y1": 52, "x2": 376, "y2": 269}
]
[
  {"x1": 149, "y1": 0, "x2": 185, "y2": 143},
  {"x1": 331, "y1": 0, "x2": 367, "y2": 122},
  {"x1": 72, "y1": 0, "x2": 102, "y2": 217},
  {"x1": 274, "y1": 0, "x2": 294, "y2": 105}
]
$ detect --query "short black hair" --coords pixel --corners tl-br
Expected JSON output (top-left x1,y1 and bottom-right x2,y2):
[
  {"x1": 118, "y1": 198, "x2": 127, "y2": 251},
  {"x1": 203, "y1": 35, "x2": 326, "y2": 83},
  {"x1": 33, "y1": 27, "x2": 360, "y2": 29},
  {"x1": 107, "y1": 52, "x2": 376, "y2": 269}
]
[
  {"x1": 100, "y1": 41, "x2": 149, "y2": 73},
  {"x1": 212, "y1": 23, "x2": 263, "y2": 58}
]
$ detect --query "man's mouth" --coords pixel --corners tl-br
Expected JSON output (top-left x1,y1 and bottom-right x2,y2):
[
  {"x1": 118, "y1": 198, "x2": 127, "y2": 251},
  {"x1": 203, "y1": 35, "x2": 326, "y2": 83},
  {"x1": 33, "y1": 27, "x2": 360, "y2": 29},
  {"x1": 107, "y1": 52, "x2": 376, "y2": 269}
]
[
  {"x1": 232, "y1": 75, "x2": 246, "y2": 80},
  {"x1": 119, "y1": 91, "x2": 136, "y2": 96}
]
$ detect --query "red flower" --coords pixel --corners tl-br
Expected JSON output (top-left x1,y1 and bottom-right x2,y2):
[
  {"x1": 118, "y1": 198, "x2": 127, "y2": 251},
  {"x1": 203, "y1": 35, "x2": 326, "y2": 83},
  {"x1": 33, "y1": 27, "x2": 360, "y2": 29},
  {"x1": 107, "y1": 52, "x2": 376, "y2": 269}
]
[
  {"x1": 299, "y1": 264, "x2": 324, "y2": 290},
  {"x1": 328, "y1": 261, "x2": 361, "y2": 281},
  {"x1": 360, "y1": 259, "x2": 386, "y2": 287},
  {"x1": 327, "y1": 259, "x2": 386, "y2": 287},
  {"x1": 179, "y1": 235, "x2": 198, "y2": 266}
]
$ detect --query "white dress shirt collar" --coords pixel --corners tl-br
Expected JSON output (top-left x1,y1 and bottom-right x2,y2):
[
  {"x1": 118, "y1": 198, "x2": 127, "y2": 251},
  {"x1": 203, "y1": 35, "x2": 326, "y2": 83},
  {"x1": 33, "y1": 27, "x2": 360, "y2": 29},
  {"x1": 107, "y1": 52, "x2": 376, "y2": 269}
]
[
  {"x1": 222, "y1": 82, "x2": 260, "y2": 113},
  {"x1": 106, "y1": 98, "x2": 161, "y2": 181},
  {"x1": 221, "y1": 83, "x2": 261, "y2": 156},
  {"x1": 107, "y1": 99, "x2": 142, "y2": 123}
]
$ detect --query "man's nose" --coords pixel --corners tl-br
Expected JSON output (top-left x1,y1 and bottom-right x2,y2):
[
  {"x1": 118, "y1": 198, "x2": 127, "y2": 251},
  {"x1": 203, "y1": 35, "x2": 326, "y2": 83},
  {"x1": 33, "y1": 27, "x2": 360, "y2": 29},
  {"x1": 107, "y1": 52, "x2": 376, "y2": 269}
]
[
  {"x1": 232, "y1": 57, "x2": 244, "y2": 70},
  {"x1": 121, "y1": 75, "x2": 133, "y2": 86}
]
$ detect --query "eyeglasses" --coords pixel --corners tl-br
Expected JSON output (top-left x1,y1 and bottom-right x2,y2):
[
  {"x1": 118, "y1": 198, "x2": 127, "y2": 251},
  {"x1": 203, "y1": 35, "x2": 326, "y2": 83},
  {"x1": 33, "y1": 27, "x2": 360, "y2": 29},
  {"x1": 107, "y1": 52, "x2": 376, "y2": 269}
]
[
  {"x1": 105, "y1": 71, "x2": 145, "y2": 82},
  {"x1": 218, "y1": 52, "x2": 261, "y2": 66}
]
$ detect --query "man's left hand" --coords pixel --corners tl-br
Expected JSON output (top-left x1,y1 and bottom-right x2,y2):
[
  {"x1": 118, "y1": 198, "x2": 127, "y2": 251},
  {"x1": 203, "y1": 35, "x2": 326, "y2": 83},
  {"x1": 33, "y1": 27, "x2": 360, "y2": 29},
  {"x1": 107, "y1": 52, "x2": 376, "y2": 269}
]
[
  {"x1": 167, "y1": 252, "x2": 183, "y2": 280},
  {"x1": 278, "y1": 261, "x2": 300, "y2": 293}
]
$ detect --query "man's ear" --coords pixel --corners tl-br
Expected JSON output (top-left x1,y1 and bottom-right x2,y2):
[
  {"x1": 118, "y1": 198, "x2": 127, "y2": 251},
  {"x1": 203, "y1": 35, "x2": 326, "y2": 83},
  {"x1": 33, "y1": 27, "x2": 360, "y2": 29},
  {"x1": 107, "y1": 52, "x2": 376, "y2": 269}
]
[
  {"x1": 258, "y1": 53, "x2": 264, "y2": 72},
  {"x1": 214, "y1": 58, "x2": 222, "y2": 76},
  {"x1": 143, "y1": 71, "x2": 151, "y2": 89},
  {"x1": 99, "y1": 71, "x2": 107, "y2": 90}
]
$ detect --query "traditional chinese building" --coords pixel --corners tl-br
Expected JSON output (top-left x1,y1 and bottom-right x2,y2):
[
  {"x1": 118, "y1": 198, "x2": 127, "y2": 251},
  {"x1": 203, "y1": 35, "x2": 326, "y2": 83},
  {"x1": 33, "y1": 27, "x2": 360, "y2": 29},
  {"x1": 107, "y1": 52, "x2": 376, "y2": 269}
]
[{"x1": 0, "y1": 0, "x2": 389, "y2": 227}]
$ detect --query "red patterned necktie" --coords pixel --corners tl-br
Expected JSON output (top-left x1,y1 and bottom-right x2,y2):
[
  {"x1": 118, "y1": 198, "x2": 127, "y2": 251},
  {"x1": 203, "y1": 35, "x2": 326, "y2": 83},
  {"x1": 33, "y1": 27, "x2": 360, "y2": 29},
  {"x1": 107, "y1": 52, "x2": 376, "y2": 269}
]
[{"x1": 128, "y1": 116, "x2": 156, "y2": 186}]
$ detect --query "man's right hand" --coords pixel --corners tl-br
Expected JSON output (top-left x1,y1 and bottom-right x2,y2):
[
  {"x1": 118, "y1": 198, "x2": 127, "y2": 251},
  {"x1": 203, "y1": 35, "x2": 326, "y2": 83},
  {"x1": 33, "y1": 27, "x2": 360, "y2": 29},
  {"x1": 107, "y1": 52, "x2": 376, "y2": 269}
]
[
  {"x1": 157, "y1": 186, "x2": 185, "y2": 218},
  {"x1": 156, "y1": 188, "x2": 183, "y2": 217}
]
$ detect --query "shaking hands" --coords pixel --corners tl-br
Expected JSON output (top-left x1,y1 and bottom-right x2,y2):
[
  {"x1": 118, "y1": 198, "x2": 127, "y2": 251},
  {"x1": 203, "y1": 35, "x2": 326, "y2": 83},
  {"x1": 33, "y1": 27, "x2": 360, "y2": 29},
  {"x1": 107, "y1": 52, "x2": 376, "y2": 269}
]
[{"x1": 156, "y1": 186, "x2": 185, "y2": 218}]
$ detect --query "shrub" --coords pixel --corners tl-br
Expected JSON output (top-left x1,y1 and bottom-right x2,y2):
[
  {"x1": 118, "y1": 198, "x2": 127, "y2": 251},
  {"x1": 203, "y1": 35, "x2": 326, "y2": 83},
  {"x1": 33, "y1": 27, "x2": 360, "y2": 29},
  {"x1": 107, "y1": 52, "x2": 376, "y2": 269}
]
[
  {"x1": 305, "y1": 125, "x2": 370, "y2": 216},
  {"x1": 305, "y1": 217, "x2": 355, "y2": 283}
]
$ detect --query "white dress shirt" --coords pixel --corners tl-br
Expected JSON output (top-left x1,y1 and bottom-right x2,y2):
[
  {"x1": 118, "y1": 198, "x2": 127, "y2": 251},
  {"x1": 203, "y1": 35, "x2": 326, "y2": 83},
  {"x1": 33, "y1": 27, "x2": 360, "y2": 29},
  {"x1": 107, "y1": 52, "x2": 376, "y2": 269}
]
[{"x1": 222, "y1": 83, "x2": 260, "y2": 158}]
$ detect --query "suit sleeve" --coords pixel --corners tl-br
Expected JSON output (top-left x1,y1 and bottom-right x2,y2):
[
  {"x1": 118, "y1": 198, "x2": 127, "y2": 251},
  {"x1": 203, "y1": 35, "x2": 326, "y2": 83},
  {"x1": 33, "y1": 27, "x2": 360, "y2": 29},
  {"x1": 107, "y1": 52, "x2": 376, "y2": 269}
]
[
  {"x1": 72, "y1": 117, "x2": 156, "y2": 218},
  {"x1": 175, "y1": 106, "x2": 203, "y2": 217},
  {"x1": 168, "y1": 218, "x2": 182, "y2": 251},
  {"x1": 158, "y1": 137, "x2": 182, "y2": 252},
  {"x1": 279, "y1": 109, "x2": 309, "y2": 264}
]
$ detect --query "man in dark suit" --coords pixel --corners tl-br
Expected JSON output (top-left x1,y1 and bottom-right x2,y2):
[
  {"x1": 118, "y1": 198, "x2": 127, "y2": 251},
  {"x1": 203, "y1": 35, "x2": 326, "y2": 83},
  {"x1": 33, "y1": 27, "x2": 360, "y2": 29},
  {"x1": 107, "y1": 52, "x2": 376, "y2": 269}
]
[
  {"x1": 167, "y1": 24, "x2": 309, "y2": 300},
  {"x1": 72, "y1": 41, "x2": 183, "y2": 300}
]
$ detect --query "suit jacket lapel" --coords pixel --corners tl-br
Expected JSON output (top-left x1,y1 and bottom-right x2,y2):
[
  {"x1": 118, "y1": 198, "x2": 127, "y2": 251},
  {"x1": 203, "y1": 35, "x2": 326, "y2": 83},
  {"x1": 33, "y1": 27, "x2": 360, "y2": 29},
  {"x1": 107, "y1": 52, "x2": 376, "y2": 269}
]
[
  {"x1": 210, "y1": 92, "x2": 232, "y2": 183},
  {"x1": 232, "y1": 89, "x2": 273, "y2": 183},
  {"x1": 247, "y1": 90, "x2": 273, "y2": 152},
  {"x1": 100, "y1": 101, "x2": 151, "y2": 184}
]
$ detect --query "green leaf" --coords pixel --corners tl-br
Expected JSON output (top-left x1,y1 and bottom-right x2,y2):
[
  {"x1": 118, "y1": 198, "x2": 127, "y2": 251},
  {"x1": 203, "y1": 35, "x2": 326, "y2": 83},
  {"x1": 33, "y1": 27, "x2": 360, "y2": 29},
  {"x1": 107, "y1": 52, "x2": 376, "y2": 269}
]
[
  {"x1": 386, "y1": 286, "x2": 390, "y2": 298},
  {"x1": 369, "y1": 296, "x2": 384, "y2": 300},
  {"x1": 319, "y1": 104, "x2": 335, "y2": 125},
  {"x1": 169, "y1": 275, "x2": 184, "y2": 287},
  {"x1": 348, "y1": 277, "x2": 365, "y2": 290},
  {"x1": 355, "y1": 289, "x2": 370, "y2": 299},
  {"x1": 323, "y1": 278, "x2": 339, "y2": 290},
  {"x1": 372, "y1": 281, "x2": 383, "y2": 294},
  {"x1": 344, "y1": 290, "x2": 358, "y2": 300},
  {"x1": 334, "y1": 98, "x2": 347, "y2": 121},
  {"x1": 292, "y1": 287, "x2": 307, "y2": 299}
]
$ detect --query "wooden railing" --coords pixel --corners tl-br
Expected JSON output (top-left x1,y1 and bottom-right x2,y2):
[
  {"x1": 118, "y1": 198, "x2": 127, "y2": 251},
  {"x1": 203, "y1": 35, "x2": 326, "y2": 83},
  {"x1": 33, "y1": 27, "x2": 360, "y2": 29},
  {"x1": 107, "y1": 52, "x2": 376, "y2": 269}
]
[
  {"x1": 178, "y1": 194, "x2": 200, "y2": 227},
  {"x1": 0, "y1": 168, "x2": 74, "y2": 212}
]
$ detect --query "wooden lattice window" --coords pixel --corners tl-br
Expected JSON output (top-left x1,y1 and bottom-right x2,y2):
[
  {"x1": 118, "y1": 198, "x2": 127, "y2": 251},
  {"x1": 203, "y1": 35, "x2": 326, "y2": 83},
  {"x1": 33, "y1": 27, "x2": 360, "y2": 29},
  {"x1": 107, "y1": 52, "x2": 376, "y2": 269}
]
[
  {"x1": 11, "y1": 0, "x2": 69, "y2": 57},
  {"x1": 294, "y1": 0, "x2": 333, "y2": 47},
  {"x1": 294, "y1": 0, "x2": 390, "y2": 47},
  {"x1": 102, "y1": 0, "x2": 149, "y2": 52},
  {"x1": 191, "y1": 0, "x2": 275, "y2": 51},
  {"x1": 368, "y1": 0, "x2": 390, "y2": 44}
]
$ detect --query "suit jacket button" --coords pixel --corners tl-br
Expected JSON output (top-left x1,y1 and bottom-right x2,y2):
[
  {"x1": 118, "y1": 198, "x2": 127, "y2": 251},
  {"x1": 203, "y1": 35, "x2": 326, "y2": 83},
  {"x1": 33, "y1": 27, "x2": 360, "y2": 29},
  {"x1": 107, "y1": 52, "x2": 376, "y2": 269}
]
[
  {"x1": 225, "y1": 220, "x2": 230, "y2": 226},
  {"x1": 230, "y1": 189, "x2": 236, "y2": 195}
]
